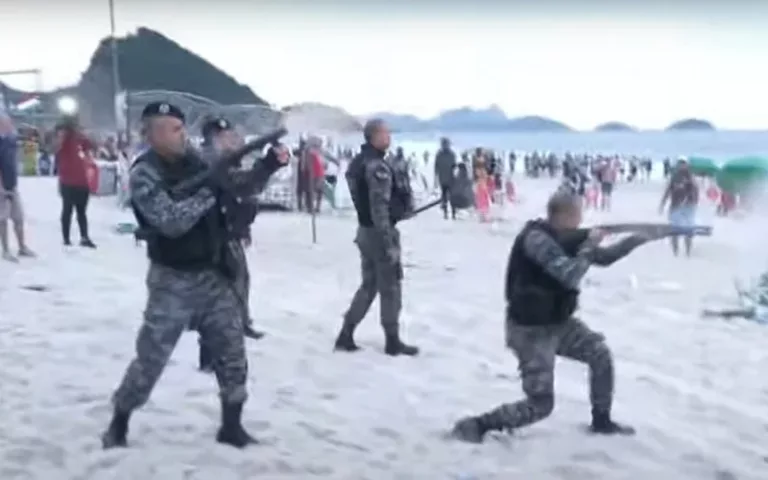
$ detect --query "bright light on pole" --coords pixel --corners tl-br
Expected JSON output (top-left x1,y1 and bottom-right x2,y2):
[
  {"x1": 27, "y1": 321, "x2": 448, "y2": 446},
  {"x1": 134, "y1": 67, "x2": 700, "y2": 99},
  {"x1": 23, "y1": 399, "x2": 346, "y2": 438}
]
[{"x1": 57, "y1": 96, "x2": 78, "y2": 115}]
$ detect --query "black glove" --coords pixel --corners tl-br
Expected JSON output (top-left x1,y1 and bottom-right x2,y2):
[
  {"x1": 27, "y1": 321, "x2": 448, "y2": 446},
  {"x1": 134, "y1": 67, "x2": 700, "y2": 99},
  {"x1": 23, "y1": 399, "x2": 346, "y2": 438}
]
[{"x1": 259, "y1": 142, "x2": 289, "y2": 170}]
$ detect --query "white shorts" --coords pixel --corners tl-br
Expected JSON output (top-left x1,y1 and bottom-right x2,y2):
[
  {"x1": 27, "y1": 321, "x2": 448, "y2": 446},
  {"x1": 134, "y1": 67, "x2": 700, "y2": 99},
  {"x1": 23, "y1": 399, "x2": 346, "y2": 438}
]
[{"x1": 0, "y1": 189, "x2": 24, "y2": 223}]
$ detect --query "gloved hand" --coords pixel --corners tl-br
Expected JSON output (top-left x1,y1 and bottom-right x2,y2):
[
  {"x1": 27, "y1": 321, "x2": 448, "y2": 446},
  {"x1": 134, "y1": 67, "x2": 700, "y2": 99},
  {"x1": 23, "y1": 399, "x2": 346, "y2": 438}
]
[{"x1": 260, "y1": 142, "x2": 290, "y2": 169}]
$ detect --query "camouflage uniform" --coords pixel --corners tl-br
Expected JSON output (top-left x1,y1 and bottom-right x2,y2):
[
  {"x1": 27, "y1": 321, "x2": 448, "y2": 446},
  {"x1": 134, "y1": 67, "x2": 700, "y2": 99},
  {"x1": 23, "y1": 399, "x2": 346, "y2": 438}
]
[
  {"x1": 490, "y1": 316, "x2": 613, "y2": 428},
  {"x1": 197, "y1": 146, "x2": 280, "y2": 368},
  {"x1": 344, "y1": 154, "x2": 403, "y2": 332},
  {"x1": 452, "y1": 224, "x2": 639, "y2": 442},
  {"x1": 111, "y1": 158, "x2": 248, "y2": 412},
  {"x1": 336, "y1": 145, "x2": 418, "y2": 355},
  {"x1": 103, "y1": 151, "x2": 255, "y2": 450}
]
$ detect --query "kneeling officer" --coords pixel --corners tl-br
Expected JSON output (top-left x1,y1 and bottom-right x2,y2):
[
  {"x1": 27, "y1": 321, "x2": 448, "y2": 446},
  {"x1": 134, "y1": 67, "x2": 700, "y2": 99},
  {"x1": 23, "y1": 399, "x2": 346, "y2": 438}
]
[{"x1": 451, "y1": 191, "x2": 650, "y2": 443}]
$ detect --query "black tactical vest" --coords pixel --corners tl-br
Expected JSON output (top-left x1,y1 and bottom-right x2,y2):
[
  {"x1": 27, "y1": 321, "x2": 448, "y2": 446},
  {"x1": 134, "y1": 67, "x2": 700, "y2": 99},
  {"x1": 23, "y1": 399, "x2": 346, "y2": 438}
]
[
  {"x1": 349, "y1": 145, "x2": 412, "y2": 227},
  {"x1": 132, "y1": 151, "x2": 227, "y2": 272},
  {"x1": 505, "y1": 220, "x2": 587, "y2": 326}
]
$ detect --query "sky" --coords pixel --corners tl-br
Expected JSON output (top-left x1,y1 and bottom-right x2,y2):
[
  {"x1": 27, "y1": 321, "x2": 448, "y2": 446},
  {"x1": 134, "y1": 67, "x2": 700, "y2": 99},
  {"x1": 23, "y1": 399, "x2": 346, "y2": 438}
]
[{"x1": 1, "y1": 0, "x2": 768, "y2": 130}]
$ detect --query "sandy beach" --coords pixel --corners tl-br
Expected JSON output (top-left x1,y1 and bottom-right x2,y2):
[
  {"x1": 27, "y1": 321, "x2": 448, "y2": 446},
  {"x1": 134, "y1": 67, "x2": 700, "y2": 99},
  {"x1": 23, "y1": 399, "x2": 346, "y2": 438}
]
[{"x1": 1, "y1": 176, "x2": 766, "y2": 480}]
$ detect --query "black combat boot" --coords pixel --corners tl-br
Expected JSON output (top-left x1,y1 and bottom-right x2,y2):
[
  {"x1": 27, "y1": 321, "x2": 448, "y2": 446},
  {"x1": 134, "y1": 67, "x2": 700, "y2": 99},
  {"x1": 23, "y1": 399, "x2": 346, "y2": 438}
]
[
  {"x1": 450, "y1": 415, "x2": 488, "y2": 443},
  {"x1": 101, "y1": 408, "x2": 132, "y2": 449},
  {"x1": 215, "y1": 401, "x2": 257, "y2": 448},
  {"x1": 450, "y1": 409, "x2": 507, "y2": 443},
  {"x1": 589, "y1": 409, "x2": 635, "y2": 435},
  {"x1": 243, "y1": 323, "x2": 265, "y2": 340},
  {"x1": 333, "y1": 323, "x2": 360, "y2": 352},
  {"x1": 384, "y1": 332, "x2": 419, "y2": 356}
]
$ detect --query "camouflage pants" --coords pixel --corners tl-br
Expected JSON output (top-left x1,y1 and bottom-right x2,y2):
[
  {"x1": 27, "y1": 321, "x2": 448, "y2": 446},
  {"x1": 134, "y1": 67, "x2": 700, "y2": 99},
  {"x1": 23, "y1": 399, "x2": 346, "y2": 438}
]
[
  {"x1": 230, "y1": 240, "x2": 251, "y2": 326},
  {"x1": 112, "y1": 264, "x2": 248, "y2": 412},
  {"x1": 342, "y1": 226, "x2": 403, "y2": 335},
  {"x1": 480, "y1": 317, "x2": 614, "y2": 430},
  {"x1": 199, "y1": 241, "x2": 251, "y2": 370}
]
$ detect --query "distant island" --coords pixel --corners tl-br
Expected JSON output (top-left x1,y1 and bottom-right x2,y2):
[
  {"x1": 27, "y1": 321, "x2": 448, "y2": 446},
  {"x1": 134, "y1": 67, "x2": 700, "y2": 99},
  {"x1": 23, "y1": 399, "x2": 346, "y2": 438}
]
[
  {"x1": 665, "y1": 118, "x2": 715, "y2": 131},
  {"x1": 594, "y1": 121, "x2": 636, "y2": 132},
  {"x1": 365, "y1": 106, "x2": 573, "y2": 133},
  {"x1": 364, "y1": 108, "x2": 719, "y2": 133}
]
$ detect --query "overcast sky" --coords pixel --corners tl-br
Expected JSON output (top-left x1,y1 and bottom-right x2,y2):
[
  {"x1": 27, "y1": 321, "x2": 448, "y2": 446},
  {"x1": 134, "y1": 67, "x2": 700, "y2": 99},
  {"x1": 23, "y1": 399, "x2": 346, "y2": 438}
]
[{"x1": 1, "y1": 0, "x2": 767, "y2": 129}]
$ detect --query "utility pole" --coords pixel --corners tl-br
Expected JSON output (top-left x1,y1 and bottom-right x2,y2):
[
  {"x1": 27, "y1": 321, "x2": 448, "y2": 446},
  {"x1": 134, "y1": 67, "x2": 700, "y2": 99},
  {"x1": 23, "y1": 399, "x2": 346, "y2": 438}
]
[{"x1": 108, "y1": 0, "x2": 122, "y2": 135}]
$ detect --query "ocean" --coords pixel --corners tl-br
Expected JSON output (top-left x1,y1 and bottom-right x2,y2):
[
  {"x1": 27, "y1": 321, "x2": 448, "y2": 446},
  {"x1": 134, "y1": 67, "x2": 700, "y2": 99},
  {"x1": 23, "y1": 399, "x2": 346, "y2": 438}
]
[{"x1": 385, "y1": 130, "x2": 768, "y2": 162}]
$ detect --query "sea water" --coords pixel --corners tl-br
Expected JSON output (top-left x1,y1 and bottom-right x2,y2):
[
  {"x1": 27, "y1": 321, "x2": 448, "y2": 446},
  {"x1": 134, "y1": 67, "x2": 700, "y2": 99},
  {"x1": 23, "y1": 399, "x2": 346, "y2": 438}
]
[
  {"x1": 391, "y1": 130, "x2": 768, "y2": 162},
  {"x1": 335, "y1": 130, "x2": 768, "y2": 163}
]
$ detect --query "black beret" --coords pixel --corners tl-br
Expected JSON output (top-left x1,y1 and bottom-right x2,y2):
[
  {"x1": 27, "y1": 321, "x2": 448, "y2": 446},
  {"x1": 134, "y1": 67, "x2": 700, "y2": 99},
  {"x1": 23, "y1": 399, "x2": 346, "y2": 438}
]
[
  {"x1": 201, "y1": 117, "x2": 234, "y2": 139},
  {"x1": 141, "y1": 102, "x2": 185, "y2": 122}
]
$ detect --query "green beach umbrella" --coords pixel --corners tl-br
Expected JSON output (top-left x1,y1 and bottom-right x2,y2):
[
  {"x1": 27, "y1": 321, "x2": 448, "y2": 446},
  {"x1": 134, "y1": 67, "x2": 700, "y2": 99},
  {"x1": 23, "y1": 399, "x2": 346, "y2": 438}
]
[
  {"x1": 687, "y1": 156, "x2": 719, "y2": 177},
  {"x1": 716, "y1": 156, "x2": 768, "y2": 194}
]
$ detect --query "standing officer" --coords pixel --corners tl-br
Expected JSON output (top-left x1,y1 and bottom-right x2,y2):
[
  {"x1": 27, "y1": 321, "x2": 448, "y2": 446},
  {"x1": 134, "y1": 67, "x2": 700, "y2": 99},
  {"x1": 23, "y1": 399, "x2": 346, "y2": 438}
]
[
  {"x1": 201, "y1": 118, "x2": 268, "y2": 339},
  {"x1": 101, "y1": 103, "x2": 284, "y2": 450},
  {"x1": 196, "y1": 117, "x2": 290, "y2": 371},
  {"x1": 333, "y1": 119, "x2": 418, "y2": 356}
]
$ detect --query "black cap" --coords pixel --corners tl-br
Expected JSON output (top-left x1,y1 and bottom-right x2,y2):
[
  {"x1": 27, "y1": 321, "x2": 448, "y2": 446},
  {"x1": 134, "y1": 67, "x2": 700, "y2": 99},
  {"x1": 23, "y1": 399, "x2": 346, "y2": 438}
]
[
  {"x1": 140, "y1": 102, "x2": 185, "y2": 122},
  {"x1": 201, "y1": 117, "x2": 234, "y2": 140}
]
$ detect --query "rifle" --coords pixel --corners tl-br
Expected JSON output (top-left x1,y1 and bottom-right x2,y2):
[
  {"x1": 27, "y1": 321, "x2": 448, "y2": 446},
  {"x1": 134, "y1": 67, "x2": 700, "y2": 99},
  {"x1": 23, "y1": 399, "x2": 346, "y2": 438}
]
[
  {"x1": 558, "y1": 222, "x2": 712, "y2": 249},
  {"x1": 170, "y1": 127, "x2": 288, "y2": 197},
  {"x1": 407, "y1": 198, "x2": 442, "y2": 218},
  {"x1": 592, "y1": 222, "x2": 712, "y2": 237},
  {"x1": 556, "y1": 222, "x2": 713, "y2": 258}
]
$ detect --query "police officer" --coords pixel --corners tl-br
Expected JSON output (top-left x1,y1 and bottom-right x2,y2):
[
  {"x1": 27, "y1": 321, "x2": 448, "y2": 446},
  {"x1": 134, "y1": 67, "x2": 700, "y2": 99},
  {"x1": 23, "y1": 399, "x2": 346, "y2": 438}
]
[
  {"x1": 200, "y1": 118, "x2": 268, "y2": 344},
  {"x1": 333, "y1": 118, "x2": 418, "y2": 356},
  {"x1": 101, "y1": 102, "x2": 283, "y2": 450},
  {"x1": 451, "y1": 191, "x2": 651, "y2": 443}
]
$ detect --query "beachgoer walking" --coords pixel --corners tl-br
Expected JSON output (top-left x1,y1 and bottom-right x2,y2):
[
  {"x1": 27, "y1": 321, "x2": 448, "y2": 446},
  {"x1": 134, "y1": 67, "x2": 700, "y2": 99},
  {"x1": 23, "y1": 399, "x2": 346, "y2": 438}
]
[{"x1": 659, "y1": 157, "x2": 699, "y2": 256}]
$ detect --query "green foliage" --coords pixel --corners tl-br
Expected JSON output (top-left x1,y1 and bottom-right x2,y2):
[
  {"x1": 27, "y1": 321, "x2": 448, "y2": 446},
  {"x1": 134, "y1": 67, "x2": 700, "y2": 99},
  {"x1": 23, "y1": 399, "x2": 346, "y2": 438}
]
[{"x1": 88, "y1": 27, "x2": 266, "y2": 105}]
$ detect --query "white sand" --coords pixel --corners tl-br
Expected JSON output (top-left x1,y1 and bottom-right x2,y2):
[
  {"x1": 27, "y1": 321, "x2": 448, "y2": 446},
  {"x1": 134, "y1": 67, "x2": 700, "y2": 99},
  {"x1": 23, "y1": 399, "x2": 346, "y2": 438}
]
[{"x1": 1, "y1": 176, "x2": 767, "y2": 480}]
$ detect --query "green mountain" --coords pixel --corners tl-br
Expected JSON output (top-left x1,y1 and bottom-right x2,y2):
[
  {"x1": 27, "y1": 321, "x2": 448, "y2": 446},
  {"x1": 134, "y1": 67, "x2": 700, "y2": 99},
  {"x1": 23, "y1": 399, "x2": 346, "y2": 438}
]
[
  {"x1": 86, "y1": 27, "x2": 265, "y2": 105},
  {"x1": 2, "y1": 27, "x2": 267, "y2": 129}
]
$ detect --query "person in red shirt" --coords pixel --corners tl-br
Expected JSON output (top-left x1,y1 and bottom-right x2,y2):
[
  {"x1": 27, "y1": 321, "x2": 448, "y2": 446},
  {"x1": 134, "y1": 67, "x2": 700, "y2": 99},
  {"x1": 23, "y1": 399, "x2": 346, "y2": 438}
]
[
  {"x1": 300, "y1": 136, "x2": 325, "y2": 213},
  {"x1": 55, "y1": 116, "x2": 96, "y2": 248}
]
